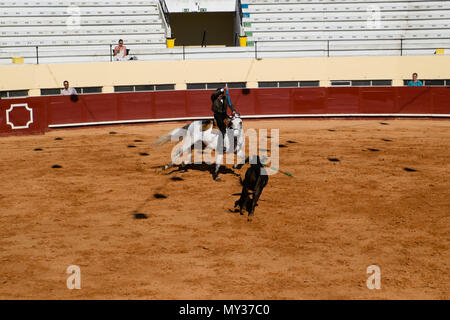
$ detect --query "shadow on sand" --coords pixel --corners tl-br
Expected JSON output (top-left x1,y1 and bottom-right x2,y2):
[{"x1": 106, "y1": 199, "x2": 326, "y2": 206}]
[{"x1": 167, "y1": 162, "x2": 240, "y2": 179}]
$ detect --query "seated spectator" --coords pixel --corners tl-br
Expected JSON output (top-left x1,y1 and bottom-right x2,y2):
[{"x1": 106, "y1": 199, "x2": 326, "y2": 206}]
[
  {"x1": 61, "y1": 80, "x2": 78, "y2": 95},
  {"x1": 113, "y1": 39, "x2": 128, "y2": 61},
  {"x1": 407, "y1": 73, "x2": 423, "y2": 86}
]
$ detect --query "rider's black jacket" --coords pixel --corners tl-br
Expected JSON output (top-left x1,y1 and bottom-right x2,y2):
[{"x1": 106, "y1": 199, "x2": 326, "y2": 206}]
[{"x1": 211, "y1": 94, "x2": 235, "y2": 114}]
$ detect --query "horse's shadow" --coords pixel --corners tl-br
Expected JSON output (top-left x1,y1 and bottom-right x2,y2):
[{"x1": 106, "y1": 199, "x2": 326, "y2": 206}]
[{"x1": 167, "y1": 162, "x2": 240, "y2": 179}]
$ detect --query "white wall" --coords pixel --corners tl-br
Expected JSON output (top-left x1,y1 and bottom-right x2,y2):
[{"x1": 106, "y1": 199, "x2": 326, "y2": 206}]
[
  {"x1": 2, "y1": 56, "x2": 450, "y2": 92},
  {"x1": 165, "y1": 0, "x2": 236, "y2": 13}
]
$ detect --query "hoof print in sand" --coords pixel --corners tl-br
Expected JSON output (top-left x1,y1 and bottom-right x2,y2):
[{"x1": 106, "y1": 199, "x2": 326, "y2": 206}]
[{"x1": 133, "y1": 213, "x2": 148, "y2": 219}]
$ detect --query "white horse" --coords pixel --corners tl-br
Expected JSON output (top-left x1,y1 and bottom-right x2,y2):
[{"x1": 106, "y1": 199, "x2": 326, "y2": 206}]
[{"x1": 154, "y1": 113, "x2": 245, "y2": 180}]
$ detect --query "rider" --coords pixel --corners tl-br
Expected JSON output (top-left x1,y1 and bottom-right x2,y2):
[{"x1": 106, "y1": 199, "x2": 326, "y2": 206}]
[{"x1": 211, "y1": 86, "x2": 236, "y2": 151}]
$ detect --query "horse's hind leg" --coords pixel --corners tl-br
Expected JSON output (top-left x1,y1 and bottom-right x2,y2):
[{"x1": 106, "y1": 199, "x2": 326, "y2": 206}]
[
  {"x1": 182, "y1": 138, "x2": 199, "y2": 166},
  {"x1": 165, "y1": 140, "x2": 193, "y2": 170}
]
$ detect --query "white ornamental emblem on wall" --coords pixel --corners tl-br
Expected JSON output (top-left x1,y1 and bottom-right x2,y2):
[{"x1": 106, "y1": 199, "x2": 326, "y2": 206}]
[{"x1": 6, "y1": 103, "x2": 34, "y2": 129}]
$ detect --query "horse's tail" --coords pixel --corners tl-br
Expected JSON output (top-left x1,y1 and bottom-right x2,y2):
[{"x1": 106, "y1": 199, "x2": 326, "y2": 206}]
[{"x1": 152, "y1": 123, "x2": 191, "y2": 147}]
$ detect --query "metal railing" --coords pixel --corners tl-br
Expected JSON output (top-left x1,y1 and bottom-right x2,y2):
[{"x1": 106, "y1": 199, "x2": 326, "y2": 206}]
[
  {"x1": 158, "y1": 0, "x2": 171, "y2": 38},
  {"x1": 0, "y1": 38, "x2": 448, "y2": 64},
  {"x1": 237, "y1": 0, "x2": 243, "y2": 26},
  {"x1": 237, "y1": 0, "x2": 245, "y2": 45},
  {"x1": 201, "y1": 30, "x2": 207, "y2": 47},
  {"x1": 159, "y1": 0, "x2": 170, "y2": 25}
]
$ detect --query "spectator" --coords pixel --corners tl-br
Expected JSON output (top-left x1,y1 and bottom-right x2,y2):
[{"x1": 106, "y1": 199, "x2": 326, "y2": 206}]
[
  {"x1": 407, "y1": 73, "x2": 423, "y2": 86},
  {"x1": 61, "y1": 80, "x2": 78, "y2": 96},
  {"x1": 113, "y1": 39, "x2": 128, "y2": 61}
]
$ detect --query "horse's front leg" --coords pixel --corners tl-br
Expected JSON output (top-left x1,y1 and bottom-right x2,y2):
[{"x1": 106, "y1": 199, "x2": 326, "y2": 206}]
[
  {"x1": 213, "y1": 152, "x2": 223, "y2": 180},
  {"x1": 233, "y1": 134, "x2": 245, "y2": 169}
]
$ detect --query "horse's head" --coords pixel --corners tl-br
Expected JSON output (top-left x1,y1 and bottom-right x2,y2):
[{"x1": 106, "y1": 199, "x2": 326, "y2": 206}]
[{"x1": 230, "y1": 112, "x2": 242, "y2": 133}]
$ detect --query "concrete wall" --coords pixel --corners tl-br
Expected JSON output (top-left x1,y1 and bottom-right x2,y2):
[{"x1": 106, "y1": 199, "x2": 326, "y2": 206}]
[{"x1": 1, "y1": 56, "x2": 450, "y2": 93}]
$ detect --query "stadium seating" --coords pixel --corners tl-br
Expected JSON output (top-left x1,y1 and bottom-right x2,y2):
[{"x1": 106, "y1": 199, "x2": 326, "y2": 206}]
[
  {"x1": 0, "y1": 0, "x2": 168, "y2": 64},
  {"x1": 1, "y1": 0, "x2": 450, "y2": 64},
  {"x1": 241, "y1": 0, "x2": 450, "y2": 58}
]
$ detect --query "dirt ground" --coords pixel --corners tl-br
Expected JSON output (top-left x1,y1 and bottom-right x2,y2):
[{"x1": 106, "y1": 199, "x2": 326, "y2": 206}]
[{"x1": 0, "y1": 119, "x2": 449, "y2": 300}]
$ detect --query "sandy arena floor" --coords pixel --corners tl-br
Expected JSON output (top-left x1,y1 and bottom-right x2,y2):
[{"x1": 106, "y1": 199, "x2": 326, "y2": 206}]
[{"x1": 0, "y1": 119, "x2": 449, "y2": 299}]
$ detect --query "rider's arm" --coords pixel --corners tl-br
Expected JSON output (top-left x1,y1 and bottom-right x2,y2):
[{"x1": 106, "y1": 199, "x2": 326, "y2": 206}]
[{"x1": 224, "y1": 88, "x2": 236, "y2": 113}]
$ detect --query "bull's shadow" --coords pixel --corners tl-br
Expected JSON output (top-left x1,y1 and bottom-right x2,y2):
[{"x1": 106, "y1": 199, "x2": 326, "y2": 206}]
[{"x1": 167, "y1": 162, "x2": 240, "y2": 179}]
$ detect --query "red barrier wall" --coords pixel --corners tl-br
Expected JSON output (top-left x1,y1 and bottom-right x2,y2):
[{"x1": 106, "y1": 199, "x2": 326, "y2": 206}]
[
  {"x1": 0, "y1": 97, "x2": 47, "y2": 137},
  {"x1": 1, "y1": 87, "x2": 449, "y2": 137}
]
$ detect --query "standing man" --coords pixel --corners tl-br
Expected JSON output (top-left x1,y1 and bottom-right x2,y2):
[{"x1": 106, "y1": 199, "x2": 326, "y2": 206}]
[
  {"x1": 61, "y1": 80, "x2": 78, "y2": 95},
  {"x1": 211, "y1": 86, "x2": 236, "y2": 152},
  {"x1": 408, "y1": 73, "x2": 424, "y2": 86}
]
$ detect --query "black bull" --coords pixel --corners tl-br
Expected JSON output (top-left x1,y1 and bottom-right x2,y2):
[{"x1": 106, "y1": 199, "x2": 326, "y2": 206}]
[{"x1": 234, "y1": 156, "x2": 269, "y2": 218}]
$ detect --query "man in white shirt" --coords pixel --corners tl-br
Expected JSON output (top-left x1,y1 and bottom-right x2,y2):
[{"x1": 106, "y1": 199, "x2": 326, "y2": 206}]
[
  {"x1": 113, "y1": 39, "x2": 128, "y2": 61},
  {"x1": 61, "y1": 80, "x2": 78, "y2": 96}
]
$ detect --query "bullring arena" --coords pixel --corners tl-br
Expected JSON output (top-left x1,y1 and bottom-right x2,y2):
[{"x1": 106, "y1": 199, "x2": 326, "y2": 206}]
[
  {"x1": 1, "y1": 0, "x2": 450, "y2": 301},
  {"x1": 1, "y1": 118, "x2": 449, "y2": 299}
]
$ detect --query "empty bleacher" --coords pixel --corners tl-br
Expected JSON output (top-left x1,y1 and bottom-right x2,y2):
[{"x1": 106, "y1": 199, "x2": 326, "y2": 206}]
[
  {"x1": 2, "y1": 0, "x2": 450, "y2": 64},
  {"x1": 241, "y1": 0, "x2": 450, "y2": 57},
  {"x1": 0, "y1": 0, "x2": 169, "y2": 64}
]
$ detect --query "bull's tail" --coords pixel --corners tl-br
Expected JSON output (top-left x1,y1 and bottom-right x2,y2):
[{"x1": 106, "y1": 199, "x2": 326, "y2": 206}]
[{"x1": 152, "y1": 123, "x2": 191, "y2": 147}]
